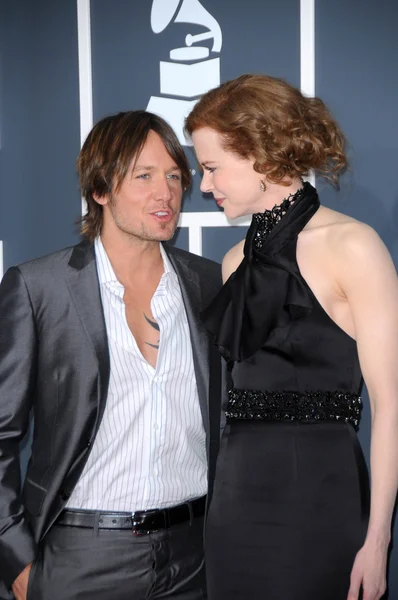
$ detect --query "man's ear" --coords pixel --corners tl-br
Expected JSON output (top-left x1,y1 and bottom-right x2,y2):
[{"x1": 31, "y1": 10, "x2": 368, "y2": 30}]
[{"x1": 93, "y1": 192, "x2": 108, "y2": 206}]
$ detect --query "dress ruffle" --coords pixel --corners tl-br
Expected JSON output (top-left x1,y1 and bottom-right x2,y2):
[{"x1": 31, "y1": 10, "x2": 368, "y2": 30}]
[{"x1": 201, "y1": 182, "x2": 320, "y2": 362}]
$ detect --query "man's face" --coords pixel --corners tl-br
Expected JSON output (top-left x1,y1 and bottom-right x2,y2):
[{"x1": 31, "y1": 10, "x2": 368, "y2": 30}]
[{"x1": 98, "y1": 130, "x2": 183, "y2": 243}]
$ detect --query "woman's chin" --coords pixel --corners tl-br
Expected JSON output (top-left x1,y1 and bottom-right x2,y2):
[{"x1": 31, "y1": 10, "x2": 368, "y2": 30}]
[{"x1": 224, "y1": 207, "x2": 250, "y2": 221}]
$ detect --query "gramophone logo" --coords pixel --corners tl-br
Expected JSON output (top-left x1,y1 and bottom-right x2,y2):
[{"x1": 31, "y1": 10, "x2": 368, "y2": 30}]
[{"x1": 147, "y1": 0, "x2": 222, "y2": 145}]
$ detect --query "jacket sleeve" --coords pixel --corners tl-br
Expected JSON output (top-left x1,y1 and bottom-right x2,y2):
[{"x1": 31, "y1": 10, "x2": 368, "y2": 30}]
[{"x1": 0, "y1": 267, "x2": 38, "y2": 588}]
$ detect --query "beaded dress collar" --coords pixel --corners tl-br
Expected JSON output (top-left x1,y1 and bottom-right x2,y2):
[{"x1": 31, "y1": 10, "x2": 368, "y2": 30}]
[
  {"x1": 252, "y1": 184, "x2": 306, "y2": 250},
  {"x1": 201, "y1": 181, "x2": 320, "y2": 362}
]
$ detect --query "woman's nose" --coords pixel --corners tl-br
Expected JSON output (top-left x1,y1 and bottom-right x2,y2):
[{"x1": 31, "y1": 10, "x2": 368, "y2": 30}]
[{"x1": 200, "y1": 171, "x2": 213, "y2": 193}]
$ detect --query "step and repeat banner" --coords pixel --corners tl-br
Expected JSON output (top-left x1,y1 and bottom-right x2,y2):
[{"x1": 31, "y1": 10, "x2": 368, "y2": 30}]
[
  {"x1": 88, "y1": 0, "x2": 302, "y2": 258},
  {"x1": 0, "y1": 0, "x2": 397, "y2": 594}
]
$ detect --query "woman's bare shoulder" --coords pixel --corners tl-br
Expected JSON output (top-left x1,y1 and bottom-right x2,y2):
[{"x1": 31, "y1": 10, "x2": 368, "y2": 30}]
[
  {"x1": 222, "y1": 239, "x2": 245, "y2": 283},
  {"x1": 306, "y1": 206, "x2": 377, "y2": 247},
  {"x1": 306, "y1": 206, "x2": 392, "y2": 273},
  {"x1": 306, "y1": 205, "x2": 359, "y2": 230}
]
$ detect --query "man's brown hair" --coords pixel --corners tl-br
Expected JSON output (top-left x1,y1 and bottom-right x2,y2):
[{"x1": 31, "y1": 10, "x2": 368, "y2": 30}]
[{"x1": 78, "y1": 111, "x2": 191, "y2": 241}]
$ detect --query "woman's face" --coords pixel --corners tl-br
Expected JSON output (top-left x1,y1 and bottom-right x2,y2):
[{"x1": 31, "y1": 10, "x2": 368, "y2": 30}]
[{"x1": 191, "y1": 127, "x2": 266, "y2": 220}]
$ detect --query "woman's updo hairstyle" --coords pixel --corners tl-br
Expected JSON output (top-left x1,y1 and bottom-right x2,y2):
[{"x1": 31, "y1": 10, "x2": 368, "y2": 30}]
[{"x1": 185, "y1": 73, "x2": 347, "y2": 186}]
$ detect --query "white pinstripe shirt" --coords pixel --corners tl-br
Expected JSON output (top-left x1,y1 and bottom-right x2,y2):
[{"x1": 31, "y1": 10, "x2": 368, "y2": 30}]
[{"x1": 67, "y1": 237, "x2": 207, "y2": 511}]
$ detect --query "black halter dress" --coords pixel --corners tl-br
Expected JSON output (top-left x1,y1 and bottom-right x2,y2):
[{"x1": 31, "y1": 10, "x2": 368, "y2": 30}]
[{"x1": 203, "y1": 183, "x2": 369, "y2": 600}]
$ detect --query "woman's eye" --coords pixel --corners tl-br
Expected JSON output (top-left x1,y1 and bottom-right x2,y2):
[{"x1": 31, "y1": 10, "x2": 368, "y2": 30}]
[{"x1": 205, "y1": 166, "x2": 216, "y2": 173}]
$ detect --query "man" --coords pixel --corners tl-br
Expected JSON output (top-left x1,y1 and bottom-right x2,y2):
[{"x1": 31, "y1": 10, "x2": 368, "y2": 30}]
[{"x1": 0, "y1": 111, "x2": 222, "y2": 599}]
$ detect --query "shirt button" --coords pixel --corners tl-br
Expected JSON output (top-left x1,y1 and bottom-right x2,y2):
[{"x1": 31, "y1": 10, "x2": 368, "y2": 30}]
[{"x1": 153, "y1": 423, "x2": 159, "y2": 431}]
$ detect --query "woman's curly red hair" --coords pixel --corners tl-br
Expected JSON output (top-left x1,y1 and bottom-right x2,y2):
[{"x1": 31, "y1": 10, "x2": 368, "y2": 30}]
[{"x1": 185, "y1": 74, "x2": 347, "y2": 186}]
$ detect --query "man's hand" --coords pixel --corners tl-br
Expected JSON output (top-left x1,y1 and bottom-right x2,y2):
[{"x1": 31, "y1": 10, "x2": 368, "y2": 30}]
[{"x1": 11, "y1": 563, "x2": 33, "y2": 600}]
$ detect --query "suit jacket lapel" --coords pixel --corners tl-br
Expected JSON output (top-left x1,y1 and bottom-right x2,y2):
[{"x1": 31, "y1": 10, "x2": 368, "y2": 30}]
[
  {"x1": 65, "y1": 241, "x2": 211, "y2": 440},
  {"x1": 165, "y1": 246, "x2": 211, "y2": 438},
  {"x1": 66, "y1": 241, "x2": 110, "y2": 424}
]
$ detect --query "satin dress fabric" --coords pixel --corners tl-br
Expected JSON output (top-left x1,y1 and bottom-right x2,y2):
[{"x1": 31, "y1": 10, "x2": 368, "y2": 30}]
[{"x1": 203, "y1": 183, "x2": 370, "y2": 599}]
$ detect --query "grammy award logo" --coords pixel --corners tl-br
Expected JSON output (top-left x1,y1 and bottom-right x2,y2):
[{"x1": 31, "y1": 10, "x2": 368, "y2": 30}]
[{"x1": 147, "y1": 0, "x2": 222, "y2": 145}]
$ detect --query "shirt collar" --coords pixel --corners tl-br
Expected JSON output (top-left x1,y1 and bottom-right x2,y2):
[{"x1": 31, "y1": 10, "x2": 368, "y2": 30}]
[
  {"x1": 94, "y1": 237, "x2": 177, "y2": 285},
  {"x1": 95, "y1": 236, "x2": 118, "y2": 284},
  {"x1": 159, "y1": 243, "x2": 177, "y2": 279}
]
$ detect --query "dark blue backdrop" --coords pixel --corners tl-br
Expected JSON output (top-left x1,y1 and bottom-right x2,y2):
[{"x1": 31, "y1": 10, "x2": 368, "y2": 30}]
[{"x1": 0, "y1": 0, "x2": 397, "y2": 595}]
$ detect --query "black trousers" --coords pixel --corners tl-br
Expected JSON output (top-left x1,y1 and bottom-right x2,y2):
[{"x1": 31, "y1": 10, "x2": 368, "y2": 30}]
[{"x1": 26, "y1": 515, "x2": 206, "y2": 600}]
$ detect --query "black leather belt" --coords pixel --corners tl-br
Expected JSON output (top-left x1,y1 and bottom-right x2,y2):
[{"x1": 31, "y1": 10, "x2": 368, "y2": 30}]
[{"x1": 56, "y1": 496, "x2": 206, "y2": 536}]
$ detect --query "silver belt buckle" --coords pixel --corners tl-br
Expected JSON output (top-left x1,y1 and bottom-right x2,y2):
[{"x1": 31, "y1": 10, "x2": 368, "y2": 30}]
[{"x1": 131, "y1": 512, "x2": 158, "y2": 536}]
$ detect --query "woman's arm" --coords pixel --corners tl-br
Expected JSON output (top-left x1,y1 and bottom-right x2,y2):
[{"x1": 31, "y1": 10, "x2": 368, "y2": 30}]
[
  {"x1": 221, "y1": 239, "x2": 244, "y2": 283},
  {"x1": 333, "y1": 222, "x2": 398, "y2": 600}
]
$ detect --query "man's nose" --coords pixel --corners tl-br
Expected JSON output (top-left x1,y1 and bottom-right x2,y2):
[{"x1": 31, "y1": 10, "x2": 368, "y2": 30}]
[{"x1": 156, "y1": 176, "x2": 173, "y2": 201}]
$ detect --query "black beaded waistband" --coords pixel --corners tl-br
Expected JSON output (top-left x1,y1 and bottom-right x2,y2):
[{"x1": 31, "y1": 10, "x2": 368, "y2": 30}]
[{"x1": 226, "y1": 389, "x2": 362, "y2": 429}]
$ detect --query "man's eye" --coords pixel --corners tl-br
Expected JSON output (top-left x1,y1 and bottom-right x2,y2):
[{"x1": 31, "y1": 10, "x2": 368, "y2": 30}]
[
  {"x1": 167, "y1": 173, "x2": 181, "y2": 180},
  {"x1": 137, "y1": 173, "x2": 150, "y2": 179}
]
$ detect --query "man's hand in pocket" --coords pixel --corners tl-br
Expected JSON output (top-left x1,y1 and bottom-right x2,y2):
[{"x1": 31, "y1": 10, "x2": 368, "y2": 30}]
[{"x1": 11, "y1": 563, "x2": 33, "y2": 600}]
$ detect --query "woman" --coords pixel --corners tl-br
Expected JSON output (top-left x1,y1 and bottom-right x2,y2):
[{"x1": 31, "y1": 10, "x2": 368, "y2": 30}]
[{"x1": 184, "y1": 74, "x2": 398, "y2": 600}]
